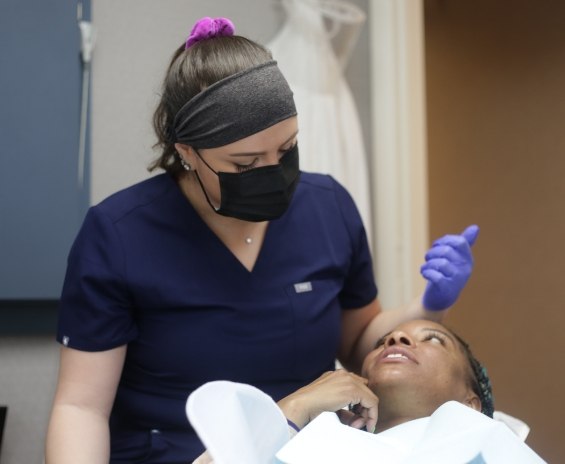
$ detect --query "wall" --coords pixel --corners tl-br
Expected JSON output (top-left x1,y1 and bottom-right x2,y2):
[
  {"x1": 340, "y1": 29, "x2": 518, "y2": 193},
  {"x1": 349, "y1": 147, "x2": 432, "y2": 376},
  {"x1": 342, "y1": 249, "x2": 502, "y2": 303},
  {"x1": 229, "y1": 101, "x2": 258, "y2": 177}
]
[
  {"x1": 0, "y1": 336, "x2": 59, "y2": 464},
  {"x1": 425, "y1": 1, "x2": 565, "y2": 462},
  {"x1": 0, "y1": 0, "x2": 88, "y2": 461},
  {"x1": 0, "y1": 0, "x2": 90, "y2": 299}
]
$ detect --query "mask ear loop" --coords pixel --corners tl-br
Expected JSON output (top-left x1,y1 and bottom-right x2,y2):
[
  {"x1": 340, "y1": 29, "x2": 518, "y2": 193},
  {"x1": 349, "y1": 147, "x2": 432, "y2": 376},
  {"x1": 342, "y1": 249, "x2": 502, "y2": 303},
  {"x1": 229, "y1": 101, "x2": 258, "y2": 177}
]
[
  {"x1": 192, "y1": 148, "x2": 221, "y2": 212},
  {"x1": 193, "y1": 148, "x2": 219, "y2": 175}
]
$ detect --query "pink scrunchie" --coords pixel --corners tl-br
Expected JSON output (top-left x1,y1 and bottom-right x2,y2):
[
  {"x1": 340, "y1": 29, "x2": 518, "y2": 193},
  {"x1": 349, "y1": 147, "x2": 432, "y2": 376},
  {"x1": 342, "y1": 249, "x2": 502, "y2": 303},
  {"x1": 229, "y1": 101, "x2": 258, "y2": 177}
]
[{"x1": 185, "y1": 17, "x2": 235, "y2": 49}]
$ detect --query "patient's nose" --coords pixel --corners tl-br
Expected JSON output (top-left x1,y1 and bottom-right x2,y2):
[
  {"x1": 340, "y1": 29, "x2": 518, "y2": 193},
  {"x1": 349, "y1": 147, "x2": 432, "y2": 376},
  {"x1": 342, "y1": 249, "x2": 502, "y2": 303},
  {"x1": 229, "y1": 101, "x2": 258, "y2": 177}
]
[{"x1": 386, "y1": 330, "x2": 413, "y2": 347}]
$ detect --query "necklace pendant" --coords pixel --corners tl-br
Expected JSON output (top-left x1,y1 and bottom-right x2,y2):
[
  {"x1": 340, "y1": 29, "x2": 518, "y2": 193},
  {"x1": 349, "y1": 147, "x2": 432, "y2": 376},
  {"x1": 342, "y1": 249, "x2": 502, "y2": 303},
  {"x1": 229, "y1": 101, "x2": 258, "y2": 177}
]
[{"x1": 245, "y1": 237, "x2": 253, "y2": 245}]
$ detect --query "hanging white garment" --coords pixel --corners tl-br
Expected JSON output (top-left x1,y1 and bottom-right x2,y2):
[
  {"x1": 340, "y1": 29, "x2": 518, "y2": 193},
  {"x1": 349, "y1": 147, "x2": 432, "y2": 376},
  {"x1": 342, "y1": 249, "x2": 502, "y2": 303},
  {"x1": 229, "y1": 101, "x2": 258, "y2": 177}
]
[{"x1": 267, "y1": 0, "x2": 373, "y2": 241}]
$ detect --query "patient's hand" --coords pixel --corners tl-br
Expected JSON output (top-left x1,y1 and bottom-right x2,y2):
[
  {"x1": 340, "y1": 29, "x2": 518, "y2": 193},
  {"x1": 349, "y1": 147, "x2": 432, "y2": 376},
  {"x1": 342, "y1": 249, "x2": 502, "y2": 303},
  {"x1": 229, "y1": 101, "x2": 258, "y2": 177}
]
[{"x1": 277, "y1": 370, "x2": 378, "y2": 433}]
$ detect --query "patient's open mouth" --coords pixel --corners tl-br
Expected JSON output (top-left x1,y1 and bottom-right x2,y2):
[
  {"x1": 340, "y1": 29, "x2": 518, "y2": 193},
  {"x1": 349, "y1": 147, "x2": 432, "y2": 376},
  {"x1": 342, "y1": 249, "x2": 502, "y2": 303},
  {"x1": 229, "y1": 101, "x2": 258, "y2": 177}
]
[
  {"x1": 377, "y1": 347, "x2": 417, "y2": 364},
  {"x1": 385, "y1": 353, "x2": 408, "y2": 359}
]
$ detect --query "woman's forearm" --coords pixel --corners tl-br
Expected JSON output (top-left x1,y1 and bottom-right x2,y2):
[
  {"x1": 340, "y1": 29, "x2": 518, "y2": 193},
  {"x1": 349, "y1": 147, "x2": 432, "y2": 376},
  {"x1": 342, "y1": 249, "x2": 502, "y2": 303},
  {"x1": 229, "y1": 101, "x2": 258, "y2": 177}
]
[{"x1": 45, "y1": 403, "x2": 110, "y2": 464}]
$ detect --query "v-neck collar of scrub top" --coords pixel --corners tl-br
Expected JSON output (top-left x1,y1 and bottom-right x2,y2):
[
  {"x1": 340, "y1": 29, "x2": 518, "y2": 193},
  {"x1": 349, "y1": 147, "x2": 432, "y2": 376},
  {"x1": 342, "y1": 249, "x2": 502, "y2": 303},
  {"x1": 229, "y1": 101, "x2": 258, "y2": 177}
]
[{"x1": 168, "y1": 174, "x2": 289, "y2": 275}]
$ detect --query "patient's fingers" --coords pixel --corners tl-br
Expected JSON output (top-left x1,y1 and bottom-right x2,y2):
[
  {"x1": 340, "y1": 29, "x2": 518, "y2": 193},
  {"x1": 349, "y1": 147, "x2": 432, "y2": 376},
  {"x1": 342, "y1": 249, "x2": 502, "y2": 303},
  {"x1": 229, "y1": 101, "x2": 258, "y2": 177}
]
[
  {"x1": 349, "y1": 392, "x2": 379, "y2": 433},
  {"x1": 278, "y1": 369, "x2": 379, "y2": 431}
]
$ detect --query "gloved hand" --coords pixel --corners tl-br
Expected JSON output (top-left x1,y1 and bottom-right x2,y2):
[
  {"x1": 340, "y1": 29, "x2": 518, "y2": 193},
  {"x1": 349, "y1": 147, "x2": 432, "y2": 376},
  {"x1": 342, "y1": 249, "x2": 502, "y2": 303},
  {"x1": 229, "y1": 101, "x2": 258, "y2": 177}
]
[{"x1": 421, "y1": 224, "x2": 479, "y2": 311}]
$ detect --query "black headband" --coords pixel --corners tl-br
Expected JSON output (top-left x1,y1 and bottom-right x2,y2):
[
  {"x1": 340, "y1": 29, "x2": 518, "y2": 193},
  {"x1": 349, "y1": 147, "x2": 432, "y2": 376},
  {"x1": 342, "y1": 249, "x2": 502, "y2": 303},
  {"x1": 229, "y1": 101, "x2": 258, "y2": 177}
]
[{"x1": 173, "y1": 61, "x2": 297, "y2": 149}]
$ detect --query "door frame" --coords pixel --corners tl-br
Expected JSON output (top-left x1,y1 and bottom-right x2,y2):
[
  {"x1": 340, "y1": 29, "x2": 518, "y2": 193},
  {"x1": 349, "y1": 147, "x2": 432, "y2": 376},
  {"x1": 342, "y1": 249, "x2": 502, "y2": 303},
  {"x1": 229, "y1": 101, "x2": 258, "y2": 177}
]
[{"x1": 369, "y1": 0, "x2": 428, "y2": 308}]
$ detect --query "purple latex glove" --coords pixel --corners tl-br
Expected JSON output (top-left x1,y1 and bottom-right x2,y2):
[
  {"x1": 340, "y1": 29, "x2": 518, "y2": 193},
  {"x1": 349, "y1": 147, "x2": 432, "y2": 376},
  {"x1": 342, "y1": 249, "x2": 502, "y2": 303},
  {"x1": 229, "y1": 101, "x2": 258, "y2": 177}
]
[{"x1": 421, "y1": 225, "x2": 479, "y2": 311}]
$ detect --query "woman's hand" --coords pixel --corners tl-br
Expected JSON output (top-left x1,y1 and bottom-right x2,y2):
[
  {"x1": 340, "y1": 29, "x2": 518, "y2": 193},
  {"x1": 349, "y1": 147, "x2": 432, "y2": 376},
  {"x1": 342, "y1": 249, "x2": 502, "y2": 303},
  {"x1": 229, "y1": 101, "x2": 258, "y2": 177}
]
[
  {"x1": 277, "y1": 370, "x2": 379, "y2": 433},
  {"x1": 421, "y1": 224, "x2": 479, "y2": 310}
]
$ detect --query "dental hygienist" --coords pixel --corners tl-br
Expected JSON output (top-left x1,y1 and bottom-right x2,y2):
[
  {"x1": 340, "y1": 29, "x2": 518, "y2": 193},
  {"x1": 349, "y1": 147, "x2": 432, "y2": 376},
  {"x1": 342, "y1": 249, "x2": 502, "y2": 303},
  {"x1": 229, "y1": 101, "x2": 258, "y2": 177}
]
[{"x1": 45, "y1": 17, "x2": 479, "y2": 464}]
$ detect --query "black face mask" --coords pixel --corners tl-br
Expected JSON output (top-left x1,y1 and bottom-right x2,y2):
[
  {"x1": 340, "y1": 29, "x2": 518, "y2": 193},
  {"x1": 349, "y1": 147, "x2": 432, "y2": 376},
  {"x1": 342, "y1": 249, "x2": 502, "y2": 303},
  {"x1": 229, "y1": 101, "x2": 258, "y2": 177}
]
[{"x1": 194, "y1": 144, "x2": 301, "y2": 222}]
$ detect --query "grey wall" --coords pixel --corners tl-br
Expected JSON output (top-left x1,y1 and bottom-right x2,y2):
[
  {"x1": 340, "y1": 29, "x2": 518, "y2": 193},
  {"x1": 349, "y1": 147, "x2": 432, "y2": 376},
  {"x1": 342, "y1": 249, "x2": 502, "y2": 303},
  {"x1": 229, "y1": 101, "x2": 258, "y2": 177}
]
[
  {"x1": 0, "y1": 337, "x2": 59, "y2": 464},
  {"x1": 0, "y1": 2, "x2": 370, "y2": 463}
]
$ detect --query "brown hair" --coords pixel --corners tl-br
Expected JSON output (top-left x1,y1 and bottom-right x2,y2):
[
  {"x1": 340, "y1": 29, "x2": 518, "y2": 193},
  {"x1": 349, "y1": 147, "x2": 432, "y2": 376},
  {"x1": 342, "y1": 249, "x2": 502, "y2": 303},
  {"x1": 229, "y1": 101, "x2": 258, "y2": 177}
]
[{"x1": 149, "y1": 36, "x2": 273, "y2": 176}]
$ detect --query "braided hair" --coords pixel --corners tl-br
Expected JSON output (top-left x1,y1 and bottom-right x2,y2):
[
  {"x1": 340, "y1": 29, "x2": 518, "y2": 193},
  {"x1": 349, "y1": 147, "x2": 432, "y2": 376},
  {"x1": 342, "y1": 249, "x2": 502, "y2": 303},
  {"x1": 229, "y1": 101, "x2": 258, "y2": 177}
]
[{"x1": 451, "y1": 331, "x2": 495, "y2": 418}]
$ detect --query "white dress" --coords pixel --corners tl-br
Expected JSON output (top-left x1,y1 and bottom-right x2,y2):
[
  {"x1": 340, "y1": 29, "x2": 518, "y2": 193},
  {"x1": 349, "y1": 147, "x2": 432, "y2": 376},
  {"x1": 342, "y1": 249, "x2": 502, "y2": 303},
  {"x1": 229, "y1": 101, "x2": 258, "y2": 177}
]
[{"x1": 267, "y1": 0, "x2": 373, "y2": 241}]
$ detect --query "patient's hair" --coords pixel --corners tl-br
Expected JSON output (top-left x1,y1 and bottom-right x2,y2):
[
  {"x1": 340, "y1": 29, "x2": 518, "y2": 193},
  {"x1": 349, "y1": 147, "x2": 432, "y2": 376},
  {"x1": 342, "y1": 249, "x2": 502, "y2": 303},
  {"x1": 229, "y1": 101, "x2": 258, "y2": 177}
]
[{"x1": 451, "y1": 331, "x2": 495, "y2": 418}]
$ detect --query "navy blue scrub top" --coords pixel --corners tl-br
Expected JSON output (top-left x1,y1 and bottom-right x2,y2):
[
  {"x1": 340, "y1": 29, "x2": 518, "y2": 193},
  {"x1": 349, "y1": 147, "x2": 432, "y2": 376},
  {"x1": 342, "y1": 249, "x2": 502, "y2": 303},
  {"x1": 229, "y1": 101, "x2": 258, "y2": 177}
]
[{"x1": 57, "y1": 172, "x2": 377, "y2": 463}]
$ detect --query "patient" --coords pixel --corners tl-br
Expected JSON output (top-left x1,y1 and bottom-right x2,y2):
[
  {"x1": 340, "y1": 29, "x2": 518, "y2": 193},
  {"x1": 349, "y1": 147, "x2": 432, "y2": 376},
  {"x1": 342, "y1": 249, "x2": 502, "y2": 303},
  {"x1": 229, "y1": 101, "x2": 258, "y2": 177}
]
[
  {"x1": 190, "y1": 321, "x2": 545, "y2": 463},
  {"x1": 190, "y1": 320, "x2": 496, "y2": 463},
  {"x1": 273, "y1": 320, "x2": 548, "y2": 462},
  {"x1": 277, "y1": 319, "x2": 493, "y2": 434}
]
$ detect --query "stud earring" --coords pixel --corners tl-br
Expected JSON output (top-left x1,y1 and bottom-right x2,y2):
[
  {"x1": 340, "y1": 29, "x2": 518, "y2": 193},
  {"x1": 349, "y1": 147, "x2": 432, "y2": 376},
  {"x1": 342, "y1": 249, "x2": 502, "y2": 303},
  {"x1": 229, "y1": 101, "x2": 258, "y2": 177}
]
[{"x1": 180, "y1": 158, "x2": 192, "y2": 172}]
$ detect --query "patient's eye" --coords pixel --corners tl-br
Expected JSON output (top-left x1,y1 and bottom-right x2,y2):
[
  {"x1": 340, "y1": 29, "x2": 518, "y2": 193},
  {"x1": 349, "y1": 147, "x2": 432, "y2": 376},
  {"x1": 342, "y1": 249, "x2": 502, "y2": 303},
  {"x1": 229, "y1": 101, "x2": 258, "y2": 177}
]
[
  {"x1": 374, "y1": 336, "x2": 387, "y2": 349},
  {"x1": 422, "y1": 331, "x2": 446, "y2": 345}
]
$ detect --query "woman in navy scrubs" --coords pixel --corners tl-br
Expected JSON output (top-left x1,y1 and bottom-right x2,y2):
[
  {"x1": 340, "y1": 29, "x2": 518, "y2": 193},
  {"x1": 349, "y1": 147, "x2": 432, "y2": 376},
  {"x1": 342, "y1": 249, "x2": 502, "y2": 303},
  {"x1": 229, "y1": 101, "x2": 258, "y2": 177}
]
[{"x1": 46, "y1": 17, "x2": 479, "y2": 463}]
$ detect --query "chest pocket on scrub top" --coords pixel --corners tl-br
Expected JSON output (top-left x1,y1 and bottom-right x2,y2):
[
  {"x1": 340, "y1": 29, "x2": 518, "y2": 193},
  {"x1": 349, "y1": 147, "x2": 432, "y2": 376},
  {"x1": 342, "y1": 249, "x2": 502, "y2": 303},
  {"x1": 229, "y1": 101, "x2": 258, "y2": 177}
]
[{"x1": 284, "y1": 278, "x2": 342, "y2": 378}]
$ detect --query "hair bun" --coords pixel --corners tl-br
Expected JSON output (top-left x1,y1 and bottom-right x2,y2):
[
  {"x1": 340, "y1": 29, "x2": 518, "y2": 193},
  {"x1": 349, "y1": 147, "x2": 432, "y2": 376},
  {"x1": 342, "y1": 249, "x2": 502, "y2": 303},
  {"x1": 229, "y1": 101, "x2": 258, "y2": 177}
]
[{"x1": 185, "y1": 17, "x2": 235, "y2": 49}]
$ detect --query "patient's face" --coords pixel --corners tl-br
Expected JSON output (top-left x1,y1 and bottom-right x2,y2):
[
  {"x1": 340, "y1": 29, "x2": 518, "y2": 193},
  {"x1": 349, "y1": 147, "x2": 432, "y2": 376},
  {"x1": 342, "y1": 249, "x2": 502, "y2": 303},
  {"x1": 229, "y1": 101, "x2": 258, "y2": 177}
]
[{"x1": 361, "y1": 320, "x2": 474, "y2": 412}]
